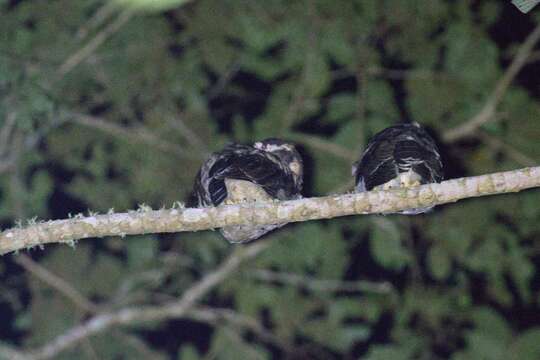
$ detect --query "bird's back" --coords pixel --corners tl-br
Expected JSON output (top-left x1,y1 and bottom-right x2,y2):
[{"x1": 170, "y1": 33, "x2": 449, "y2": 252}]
[{"x1": 355, "y1": 124, "x2": 443, "y2": 191}]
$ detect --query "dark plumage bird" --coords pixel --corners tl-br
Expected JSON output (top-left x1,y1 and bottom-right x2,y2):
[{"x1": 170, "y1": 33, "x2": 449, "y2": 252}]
[
  {"x1": 191, "y1": 138, "x2": 303, "y2": 243},
  {"x1": 352, "y1": 123, "x2": 443, "y2": 214}
]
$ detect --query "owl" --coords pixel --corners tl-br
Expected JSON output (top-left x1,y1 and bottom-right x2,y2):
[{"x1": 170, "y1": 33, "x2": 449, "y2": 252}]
[
  {"x1": 191, "y1": 138, "x2": 303, "y2": 243},
  {"x1": 352, "y1": 123, "x2": 443, "y2": 214}
]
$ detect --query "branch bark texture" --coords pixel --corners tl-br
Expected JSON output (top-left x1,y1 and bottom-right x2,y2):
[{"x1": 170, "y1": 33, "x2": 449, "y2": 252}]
[{"x1": 1, "y1": 166, "x2": 539, "y2": 255}]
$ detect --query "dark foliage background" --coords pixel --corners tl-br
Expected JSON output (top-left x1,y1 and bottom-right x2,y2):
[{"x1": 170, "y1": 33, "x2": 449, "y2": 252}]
[{"x1": 1, "y1": 0, "x2": 540, "y2": 358}]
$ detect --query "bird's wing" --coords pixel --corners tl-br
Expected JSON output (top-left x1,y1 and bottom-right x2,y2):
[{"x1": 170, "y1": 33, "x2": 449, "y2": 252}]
[
  {"x1": 208, "y1": 152, "x2": 293, "y2": 205},
  {"x1": 355, "y1": 136, "x2": 399, "y2": 191}
]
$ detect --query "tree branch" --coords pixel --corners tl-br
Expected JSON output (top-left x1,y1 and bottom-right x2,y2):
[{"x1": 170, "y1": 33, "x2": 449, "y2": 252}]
[
  {"x1": 249, "y1": 269, "x2": 393, "y2": 294},
  {"x1": 443, "y1": 24, "x2": 540, "y2": 142},
  {"x1": 14, "y1": 255, "x2": 162, "y2": 359},
  {"x1": 289, "y1": 133, "x2": 357, "y2": 161},
  {"x1": 14, "y1": 255, "x2": 98, "y2": 313},
  {"x1": 1, "y1": 166, "x2": 539, "y2": 256},
  {"x1": 478, "y1": 131, "x2": 536, "y2": 167},
  {"x1": 12, "y1": 242, "x2": 269, "y2": 360},
  {"x1": 57, "y1": 9, "x2": 134, "y2": 76},
  {"x1": 66, "y1": 111, "x2": 204, "y2": 160},
  {"x1": 186, "y1": 306, "x2": 292, "y2": 350}
]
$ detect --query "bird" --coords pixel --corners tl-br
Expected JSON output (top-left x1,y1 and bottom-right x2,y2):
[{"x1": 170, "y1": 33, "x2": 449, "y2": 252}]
[
  {"x1": 190, "y1": 138, "x2": 303, "y2": 243},
  {"x1": 352, "y1": 123, "x2": 443, "y2": 214}
]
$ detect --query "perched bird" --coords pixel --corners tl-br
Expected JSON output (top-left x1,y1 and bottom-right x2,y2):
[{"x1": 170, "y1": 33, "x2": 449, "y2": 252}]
[
  {"x1": 191, "y1": 138, "x2": 303, "y2": 243},
  {"x1": 352, "y1": 123, "x2": 443, "y2": 214}
]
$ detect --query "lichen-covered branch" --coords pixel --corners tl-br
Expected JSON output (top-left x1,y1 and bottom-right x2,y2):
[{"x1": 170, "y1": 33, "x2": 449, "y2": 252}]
[{"x1": 1, "y1": 166, "x2": 539, "y2": 256}]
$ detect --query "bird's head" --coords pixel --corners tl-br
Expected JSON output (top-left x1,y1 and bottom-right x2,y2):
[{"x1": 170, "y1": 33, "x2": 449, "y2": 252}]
[{"x1": 254, "y1": 138, "x2": 303, "y2": 190}]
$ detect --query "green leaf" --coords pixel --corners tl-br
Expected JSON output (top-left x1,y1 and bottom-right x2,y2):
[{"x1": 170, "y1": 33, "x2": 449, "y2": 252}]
[
  {"x1": 303, "y1": 50, "x2": 330, "y2": 98},
  {"x1": 86, "y1": 252, "x2": 125, "y2": 297},
  {"x1": 366, "y1": 80, "x2": 400, "y2": 122},
  {"x1": 237, "y1": 15, "x2": 284, "y2": 53},
  {"x1": 457, "y1": 307, "x2": 512, "y2": 359},
  {"x1": 302, "y1": 319, "x2": 370, "y2": 352},
  {"x1": 256, "y1": 222, "x2": 346, "y2": 276},
  {"x1": 208, "y1": 328, "x2": 270, "y2": 360},
  {"x1": 327, "y1": 93, "x2": 356, "y2": 123},
  {"x1": 511, "y1": 328, "x2": 540, "y2": 360},
  {"x1": 427, "y1": 245, "x2": 451, "y2": 280},
  {"x1": 365, "y1": 344, "x2": 417, "y2": 360},
  {"x1": 178, "y1": 345, "x2": 201, "y2": 360},
  {"x1": 126, "y1": 235, "x2": 158, "y2": 269},
  {"x1": 370, "y1": 219, "x2": 409, "y2": 270}
]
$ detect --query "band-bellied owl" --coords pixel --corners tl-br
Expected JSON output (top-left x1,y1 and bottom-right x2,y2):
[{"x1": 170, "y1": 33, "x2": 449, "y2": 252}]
[
  {"x1": 352, "y1": 123, "x2": 443, "y2": 214},
  {"x1": 191, "y1": 138, "x2": 303, "y2": 243}
]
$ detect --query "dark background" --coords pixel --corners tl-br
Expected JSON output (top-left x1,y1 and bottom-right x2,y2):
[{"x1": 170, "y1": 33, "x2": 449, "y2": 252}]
[{"x1": 1, "y1": 0, "x2": 540, "y2": 359}]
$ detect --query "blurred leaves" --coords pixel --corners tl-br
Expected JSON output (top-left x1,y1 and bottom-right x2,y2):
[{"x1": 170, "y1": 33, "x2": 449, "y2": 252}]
[
  {"x1": 2, "y1": 0, "x2": 540, "y2": 359},
  {"x1": 451, "y1": 307, "x2": 540, "y2": 360},
  {"x1": 370, "y1": 218, "x2": 409, "y2": 270},
  {"x1": 208, "y1": 328, "x2": 270, "y2": 360}
]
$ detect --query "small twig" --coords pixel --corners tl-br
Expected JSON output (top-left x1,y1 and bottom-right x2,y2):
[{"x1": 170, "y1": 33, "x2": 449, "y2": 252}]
[
  {"x1": 330, "y1": 67, "x2": 445, "y2": 82},
  {"x1": 15, "y1": 255, "x2": 174, "y2": 359},
  {"x1": 110, "y1": 268, "x2": 169, "y2": 307},
  {"x1": 0, "y1": 112, "x2": 17, "y2": 157},
  {"x1": 443, "y1": 24, "x2": 540, "y2": 142},
  {"x1": 187, "y1": 306, "x2": 292, "y2": 350},
  {"x1": 76, "y1": 2, "x2": 118, "y2": 40},
  {"x1": 67, "y1": 112, "x2": 204, "y2": 160},
  {"x1": 14, "y1": 255, "x2": 98, "y2": 313},
  {"x1": 250, "y1": 269, "x2": 393, "y2": 294},
  {"x1": 0, "y1": 117, "x2": 69, "y2": 176},
  {"x1": 478, "y1": 131, "x2": 536, "y2": 167},
  {"x1": 289, "y1": 133, "x2": 357, "y2": 161},
  {"x1": 354, "y1": 62, "x2": 367, "y2": 152},
  {"x1": 280, "y1": 80, "x2": 307, "y2": 134},
  {"x1": 280, "y1": 4, "x2": 319, "y2": 133},
  {"x1": 0, "y1": 112, "x2": 18, "y2": 174},
  {"x1": 58, "y1": 9, "x2": 134, "y2": 76},
  {"x1": 366, "y1": 67, "x2": 441, "y2": 80},
  {"x1": 165, "y1": 114, "x2": 210, "y2": 155}
]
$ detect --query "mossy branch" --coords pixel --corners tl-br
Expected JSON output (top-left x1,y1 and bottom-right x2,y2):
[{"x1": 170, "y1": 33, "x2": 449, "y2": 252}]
[{"x1": 1, "y1": 166, "x2": 539, "y2": 256}]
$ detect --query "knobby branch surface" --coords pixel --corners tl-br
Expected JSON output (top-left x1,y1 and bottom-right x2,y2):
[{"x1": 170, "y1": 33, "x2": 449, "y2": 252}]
[{"x1": 1, "y1": 166, "x2": 539, "y2": 256}]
